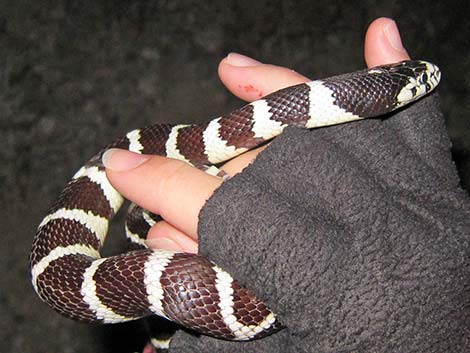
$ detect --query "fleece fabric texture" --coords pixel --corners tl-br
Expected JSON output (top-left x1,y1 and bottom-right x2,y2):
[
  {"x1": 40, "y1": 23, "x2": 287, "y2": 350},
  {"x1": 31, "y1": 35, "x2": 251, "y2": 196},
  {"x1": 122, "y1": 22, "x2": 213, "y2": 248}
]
[{"x1": 169, "y1": 94, "x2": 470, "y2": 352}]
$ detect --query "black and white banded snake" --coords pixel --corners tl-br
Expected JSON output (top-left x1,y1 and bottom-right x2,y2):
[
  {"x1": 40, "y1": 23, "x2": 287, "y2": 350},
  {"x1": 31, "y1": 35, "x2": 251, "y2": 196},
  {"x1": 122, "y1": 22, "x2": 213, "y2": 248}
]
[{"x1": 29, "y1": 60, "x2": 440, "y2": 343}]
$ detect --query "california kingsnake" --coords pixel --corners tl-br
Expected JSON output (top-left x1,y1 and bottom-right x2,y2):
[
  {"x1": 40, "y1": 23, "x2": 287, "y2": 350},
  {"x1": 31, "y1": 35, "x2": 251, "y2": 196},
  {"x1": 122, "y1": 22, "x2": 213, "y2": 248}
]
[{"x1": 29, "y1": 60, "x2": 440, "y2": 344}]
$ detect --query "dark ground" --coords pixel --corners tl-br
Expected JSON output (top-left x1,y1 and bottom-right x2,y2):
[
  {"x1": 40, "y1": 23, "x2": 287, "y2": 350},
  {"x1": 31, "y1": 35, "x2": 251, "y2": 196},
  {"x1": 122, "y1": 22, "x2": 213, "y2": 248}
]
[{"x1": 1, "y1": 1, "x2": 469, "y2": 352}]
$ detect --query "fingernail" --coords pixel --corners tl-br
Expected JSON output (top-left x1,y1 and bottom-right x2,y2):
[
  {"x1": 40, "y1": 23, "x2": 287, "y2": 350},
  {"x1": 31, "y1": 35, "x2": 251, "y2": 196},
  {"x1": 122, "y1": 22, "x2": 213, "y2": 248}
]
[
  {"x1": 145, "y1": 237, "x2": 182, "y2": 252},
  {"x1": 102, "y1": 148, "x2": 151, "y2": 171},
  {"x1": 383, "y1": 20, "x2": 407, "y2": 53},
  {"x1": 225, "y1": 52, "x2": 262, "y2": 67}
]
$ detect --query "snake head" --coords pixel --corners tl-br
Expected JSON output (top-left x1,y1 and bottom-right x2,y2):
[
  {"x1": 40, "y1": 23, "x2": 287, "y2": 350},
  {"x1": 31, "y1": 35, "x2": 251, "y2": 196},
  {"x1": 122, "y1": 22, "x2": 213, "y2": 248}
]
[{"x1": 369, "y1": 60, "x2": 441, "y2": 106}]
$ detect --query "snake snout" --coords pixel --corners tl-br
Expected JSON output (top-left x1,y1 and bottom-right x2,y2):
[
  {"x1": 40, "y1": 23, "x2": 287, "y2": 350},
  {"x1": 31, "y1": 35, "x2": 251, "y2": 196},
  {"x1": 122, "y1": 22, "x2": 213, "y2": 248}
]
[
  {"x1": 412, "y1": 60, "x2": 441, "y2": 91},
  {"x1": 394, "y1": 60, "x2": 441, "y2": 104}
]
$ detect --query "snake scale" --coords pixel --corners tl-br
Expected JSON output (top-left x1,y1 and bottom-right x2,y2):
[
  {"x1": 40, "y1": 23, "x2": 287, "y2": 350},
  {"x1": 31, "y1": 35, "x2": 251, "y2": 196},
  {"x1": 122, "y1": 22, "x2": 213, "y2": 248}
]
[{"x1": 29, "y1": 60, "x2": 440, "y2": 346}]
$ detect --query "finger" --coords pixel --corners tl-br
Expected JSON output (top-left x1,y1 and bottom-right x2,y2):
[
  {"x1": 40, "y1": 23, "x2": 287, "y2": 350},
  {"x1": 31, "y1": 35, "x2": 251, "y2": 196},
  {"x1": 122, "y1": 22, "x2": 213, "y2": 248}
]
[
  {"x1": 146, "y1": 220, "x2": 198, "y2": 253},
  {"x1": 218, "y1": 52, "x2": 310, "y2": 102},
  {"x1": 364, "y1": 17, "x2": 411, "y2": 68},
  {"x1": 220, "y1": 145, "x2": 269, "y2": 176},
  {"x1": 217, "y1": 54, "x2": 310, "y2": 175},
  {"x1": 218, "y1": 21, "x2": 410, "y2": 176},
  {"x1": 103, "y1": 148, "x2": 222, "y2": 239}
]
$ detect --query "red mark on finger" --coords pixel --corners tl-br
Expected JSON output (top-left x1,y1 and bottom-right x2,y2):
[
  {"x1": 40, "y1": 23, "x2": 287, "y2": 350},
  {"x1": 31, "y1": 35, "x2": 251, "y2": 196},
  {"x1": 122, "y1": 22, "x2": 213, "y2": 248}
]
[{"x1": 238, "y1": 84, "x2": 264, "y2": 98}]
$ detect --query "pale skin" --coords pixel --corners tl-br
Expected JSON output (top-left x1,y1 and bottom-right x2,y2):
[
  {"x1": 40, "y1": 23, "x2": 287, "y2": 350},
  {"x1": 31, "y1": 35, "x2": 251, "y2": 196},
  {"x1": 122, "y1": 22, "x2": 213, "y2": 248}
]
[{"x1": 103, "y1": 17, "x2": 410, "y2": 254}]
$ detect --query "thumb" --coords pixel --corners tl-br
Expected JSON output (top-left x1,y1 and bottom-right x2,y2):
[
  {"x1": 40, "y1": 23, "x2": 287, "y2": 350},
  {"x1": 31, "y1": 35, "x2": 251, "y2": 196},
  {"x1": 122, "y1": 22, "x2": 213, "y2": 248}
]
[{"x1": 364, "y1": 17, "x2": 410, "y2": 67}]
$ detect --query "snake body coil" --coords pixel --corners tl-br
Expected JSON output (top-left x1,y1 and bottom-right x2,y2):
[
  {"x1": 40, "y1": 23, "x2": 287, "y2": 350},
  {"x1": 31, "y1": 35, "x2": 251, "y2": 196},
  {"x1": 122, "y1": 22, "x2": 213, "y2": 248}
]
[{"x1": 29, "y1": 60, "x2": 440, "y2": 342}]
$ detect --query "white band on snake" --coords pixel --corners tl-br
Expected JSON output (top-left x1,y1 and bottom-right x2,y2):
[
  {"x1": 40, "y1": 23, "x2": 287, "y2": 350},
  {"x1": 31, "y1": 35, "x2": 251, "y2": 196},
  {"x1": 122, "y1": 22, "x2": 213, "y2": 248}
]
[{"x1": 29, "y1": 60, "x2": 440, "y2": 342}]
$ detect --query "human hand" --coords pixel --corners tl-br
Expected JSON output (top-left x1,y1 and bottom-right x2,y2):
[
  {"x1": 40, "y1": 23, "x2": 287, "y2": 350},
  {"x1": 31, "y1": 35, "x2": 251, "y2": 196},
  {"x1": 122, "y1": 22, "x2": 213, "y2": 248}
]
[{"x1": 103, "y1": 17, "x2": 410, "y2": 253}]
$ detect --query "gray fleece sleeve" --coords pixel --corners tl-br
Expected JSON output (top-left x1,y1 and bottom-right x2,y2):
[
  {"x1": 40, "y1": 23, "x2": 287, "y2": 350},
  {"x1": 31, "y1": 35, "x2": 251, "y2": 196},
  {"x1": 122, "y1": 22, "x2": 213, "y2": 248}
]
[{"x1": 169, "y1": 94, "x2": 470, "y2": 353}]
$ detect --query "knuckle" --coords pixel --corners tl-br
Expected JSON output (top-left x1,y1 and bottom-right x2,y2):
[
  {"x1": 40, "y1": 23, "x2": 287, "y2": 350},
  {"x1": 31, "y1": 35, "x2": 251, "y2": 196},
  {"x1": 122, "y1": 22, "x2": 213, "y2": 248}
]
[{"x1": 147, "y1": 157, "x2": 194, "y2": 210}]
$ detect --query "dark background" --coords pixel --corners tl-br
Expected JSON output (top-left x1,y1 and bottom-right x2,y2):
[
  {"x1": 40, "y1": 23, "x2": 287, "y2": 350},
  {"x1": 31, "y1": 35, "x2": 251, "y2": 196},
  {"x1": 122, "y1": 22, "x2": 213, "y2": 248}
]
[{"x1": 1, "y1": 1, "x2": 469, "y2": 352}]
